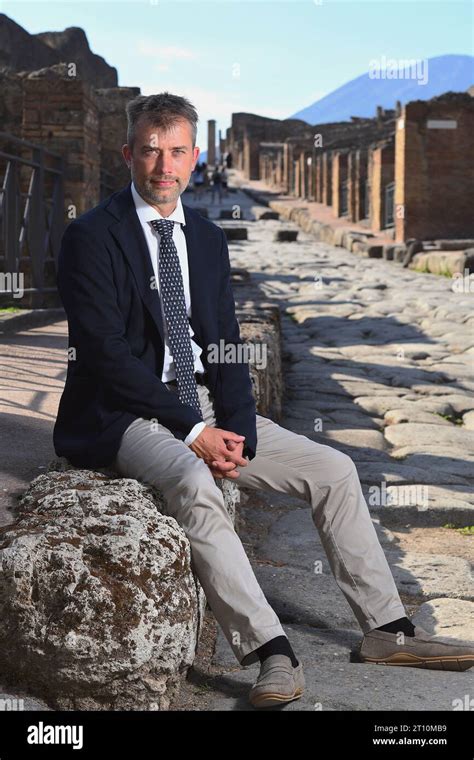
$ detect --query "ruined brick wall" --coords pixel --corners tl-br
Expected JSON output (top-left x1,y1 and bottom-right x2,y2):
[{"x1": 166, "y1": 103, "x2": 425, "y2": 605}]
[
  {"x1": 21, "y1": 68, "x2": 100, "y2": 216},
  {"x1": 332, "y1": 150, "x2": 348, "y2": 217},
  {"x1": 0, "y1": 70, "x2": 24, "y2": 136},
  {"x1": 0, "y1": 14, "x2": 135, "y2": 214},
  {"x1": 1, "y1": 67, "x2": 139, "y2": 213},
  {"x1": 395, "y1": 93, "x2": 474, "y2": 241},
  {"x1": 322, "y1": 151, "x2": 332, "y2": 206},
  {"x1": 95, "y1": 86, "x2": 140, "y2": 195}
]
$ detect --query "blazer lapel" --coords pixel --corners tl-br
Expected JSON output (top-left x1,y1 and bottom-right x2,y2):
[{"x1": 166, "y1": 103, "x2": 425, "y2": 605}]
[{"x1": 182, "y1": 203, "x2": 205, "y2": 348}]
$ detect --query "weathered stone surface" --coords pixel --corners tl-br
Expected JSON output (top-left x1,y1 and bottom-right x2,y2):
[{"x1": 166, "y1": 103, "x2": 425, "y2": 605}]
[
  {"x1": 0, "y1": 465, "x2": 238, "y2": 710},
  {"x1": 463, "y1": 410, "x2": 474, "y2": 429},
  {"x1": 398, "y1": 453, "x2": 474, "y2": 481},
  {"x1": 413, "y1": 598, "x2": 474, "y2": 643},
  {"x1": 384, "y1": 409, "x2": 452, "y2": 426},
  {"x1": 386, "y1": 553, "x2": 473, "y2": 601},
  {"x1": 354, "y1": 461, "x2": 471, "y2": 487},
  {"x1": 364, "y1": 482, "x2": 474, "y2": 525},
  {"x1": 384, "y1": 422, "x2": 474, "y2": 453},
  {"x1": 409, "y1": 250, "x2": 474, "y2": 275},
  {"x1": 238, "y1": 303, "x2": 283, "y2": 421},
  {"x1": 319, "y1": 427, "x2": 388, "y2": 450}
]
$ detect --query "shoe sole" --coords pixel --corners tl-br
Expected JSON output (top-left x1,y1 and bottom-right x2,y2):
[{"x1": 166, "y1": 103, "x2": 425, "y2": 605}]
[
  {"x1": 360, "y1": 653, "x2": 474, "y2": 671},
  {"x1": 249, "y1": 688, "x2": 304, "y2": 708}
]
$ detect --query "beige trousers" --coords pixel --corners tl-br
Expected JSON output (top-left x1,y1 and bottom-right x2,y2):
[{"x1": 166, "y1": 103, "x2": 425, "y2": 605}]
[{"x1": 112, "y1": 382, "x2": 406, "y2": 666}]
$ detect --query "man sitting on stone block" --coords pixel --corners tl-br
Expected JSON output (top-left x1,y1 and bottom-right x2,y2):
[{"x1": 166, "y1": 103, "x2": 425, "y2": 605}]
[{"x1": 54, "y1": 92, "x2": 474, "y2": 709}]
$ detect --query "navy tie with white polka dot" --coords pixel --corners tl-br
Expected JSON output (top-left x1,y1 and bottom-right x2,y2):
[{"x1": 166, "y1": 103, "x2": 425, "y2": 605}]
[{"x1": 150, "y1": 218, "x2": 203, "y2": 418}]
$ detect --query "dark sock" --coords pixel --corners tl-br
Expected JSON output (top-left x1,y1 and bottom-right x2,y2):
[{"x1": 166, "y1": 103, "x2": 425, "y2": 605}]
[
  {"x1": 375, "y1": 616, "x2": 415, "y2": 637},
  {"x1": 255, "y1": 635, "x2": 299, "y2": 667}
]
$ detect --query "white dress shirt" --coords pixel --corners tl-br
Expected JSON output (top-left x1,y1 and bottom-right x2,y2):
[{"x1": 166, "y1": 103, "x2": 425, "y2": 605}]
[{"x1": 130, "y1": 181, "x2": 206, "y2": 446}]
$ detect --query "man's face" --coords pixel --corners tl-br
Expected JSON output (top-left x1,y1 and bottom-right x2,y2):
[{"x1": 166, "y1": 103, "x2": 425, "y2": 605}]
[{"x1": 122, "y1": 116, "x2": 200, "y2": 213}]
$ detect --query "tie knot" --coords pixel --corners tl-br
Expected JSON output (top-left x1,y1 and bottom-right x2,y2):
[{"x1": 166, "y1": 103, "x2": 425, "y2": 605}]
[{"x1": 151, "y1": 218, "x2": 174, "y2": 238}]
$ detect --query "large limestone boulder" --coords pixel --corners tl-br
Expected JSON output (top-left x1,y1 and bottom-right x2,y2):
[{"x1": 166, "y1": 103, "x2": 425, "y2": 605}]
[{"x1": 0, "y1": 460, "x2": 239, "y2": 710}]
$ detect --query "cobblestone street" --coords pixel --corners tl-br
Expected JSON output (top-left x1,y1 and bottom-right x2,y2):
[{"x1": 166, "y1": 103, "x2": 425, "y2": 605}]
[{"x1": 175, "y1": 178, "x2": 474, "y2": 710}]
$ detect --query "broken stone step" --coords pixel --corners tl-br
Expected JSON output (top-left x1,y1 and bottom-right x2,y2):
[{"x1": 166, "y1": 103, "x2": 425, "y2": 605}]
[
  {"x1": 275, "y1": 230, "x2": 299, "y2": 242},
  {"x1": 222, "y1": 227, "x2": 248, "y2": 241}
]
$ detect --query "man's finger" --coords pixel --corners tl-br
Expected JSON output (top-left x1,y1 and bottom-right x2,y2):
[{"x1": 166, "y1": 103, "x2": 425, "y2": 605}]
[
  {"x1": 215, "y1": 449, "x2": 248, "y2": 467},
  {"x1": 211, "y1": 460, "x2": 238, "y2": 472},
  {"x1": 208, "y1": 466, "x2": 239, "y2": 480},
  {"x1": 221, "y1": 431, "x2": 246, "y2": 442}
]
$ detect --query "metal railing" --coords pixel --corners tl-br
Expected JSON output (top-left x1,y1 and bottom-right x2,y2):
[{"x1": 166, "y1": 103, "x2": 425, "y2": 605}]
[{"x1": 0, "y1": 132, "x2": 64, "y2": 308}]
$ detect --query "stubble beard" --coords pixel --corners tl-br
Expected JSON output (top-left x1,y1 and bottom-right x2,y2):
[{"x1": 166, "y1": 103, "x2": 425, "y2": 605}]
[{"x1": 135, "y1": 175, "x2": 185, "y2": 206}]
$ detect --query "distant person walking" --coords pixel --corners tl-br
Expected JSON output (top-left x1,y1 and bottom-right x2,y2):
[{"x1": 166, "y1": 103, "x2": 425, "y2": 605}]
[
  {"x1": 192, "y1": 162, "x2": 205, "y2": 200},
  {"x1": 211, "y1": 164, "x2": 223, "y2": 204},
  {"x1": 201, "y1": 162, "x2": 210, "y2": 197},
  {"x1": 221, "y1": 165, "x2": 229, "y2": 197},
  {"x1": 225, "y1": 151, "x2": 233, "y2": 169}
]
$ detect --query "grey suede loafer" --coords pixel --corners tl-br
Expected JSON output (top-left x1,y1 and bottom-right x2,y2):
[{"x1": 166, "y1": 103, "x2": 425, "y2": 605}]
[
  {"x1": 248, "y1": 654, "x2": 305, "y2": 708},
  {"x1": 358, "y1": 625, "x2": 474, "y2": 671}
]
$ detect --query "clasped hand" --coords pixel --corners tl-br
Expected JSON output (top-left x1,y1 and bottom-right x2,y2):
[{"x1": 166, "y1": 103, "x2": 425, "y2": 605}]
[{"x1": 189, "y1": 426, "x2": 248, "y2": 479}]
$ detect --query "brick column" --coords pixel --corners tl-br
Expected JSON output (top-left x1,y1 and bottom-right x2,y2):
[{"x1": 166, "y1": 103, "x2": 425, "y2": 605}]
[
  {"x1": 21, "y1": 70, "x2": 100, "y2": 217},
  {"x1": 332, "y1": 150, "x2": 348, "y2": 217},
  {"x1": 369, "y1": 140, "x2": 394, "y2": 232},
  {"x1": 207, "y1": 119, "x2": 216, "y2": 167},
  {"x1": 395, "y1": 97, "x2": 474, "y2": 241}
]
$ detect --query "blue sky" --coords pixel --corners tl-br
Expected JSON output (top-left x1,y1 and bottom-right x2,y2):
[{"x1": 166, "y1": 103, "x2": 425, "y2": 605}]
[{"x1": 3, "y1": 0, "x2": 473, "y2": 151}]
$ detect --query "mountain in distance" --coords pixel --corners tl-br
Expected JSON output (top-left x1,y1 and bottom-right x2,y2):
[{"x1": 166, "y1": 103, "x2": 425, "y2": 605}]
[{"x1": 290, "y1": 54, "x2": 474, "y2": 124}]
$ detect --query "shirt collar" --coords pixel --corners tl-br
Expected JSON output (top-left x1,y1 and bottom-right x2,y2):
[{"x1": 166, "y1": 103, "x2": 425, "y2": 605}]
[{"x1": 131, "y1": 180, "x2": 186, "y2": 227}]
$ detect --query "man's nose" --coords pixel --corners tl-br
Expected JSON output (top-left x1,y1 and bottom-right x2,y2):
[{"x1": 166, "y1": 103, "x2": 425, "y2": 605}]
[{"x1": 154, "y1": 152, "x2": 174, "y2": 175}]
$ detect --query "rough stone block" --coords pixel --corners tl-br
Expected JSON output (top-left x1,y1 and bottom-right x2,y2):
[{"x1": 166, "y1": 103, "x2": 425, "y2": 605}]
[
  {"x1": 275, "y1": 230, "x2": 298, "y2": 242},
  {"x1": 0, "y1": 463, "x2": 239, "y2": 710},
  {"x1": 222, "y1": 227, "x2": 248, "y2": 241}
]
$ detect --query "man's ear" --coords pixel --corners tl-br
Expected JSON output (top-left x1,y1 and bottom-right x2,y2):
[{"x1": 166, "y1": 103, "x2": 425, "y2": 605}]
[{"x1": 122, "y1": 143, "x2": 132, "y2": 168}]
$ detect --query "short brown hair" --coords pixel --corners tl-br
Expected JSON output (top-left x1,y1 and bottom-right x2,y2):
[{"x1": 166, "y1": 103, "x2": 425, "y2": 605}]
[{"x1": 125, "y1": 92, "x2": 198, "y2": 150}]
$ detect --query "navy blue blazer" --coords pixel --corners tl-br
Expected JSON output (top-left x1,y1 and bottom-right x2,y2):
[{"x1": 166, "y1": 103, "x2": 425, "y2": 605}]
[{"x1": 53, "y1": 181, "x2": 258, "y2": 468}]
